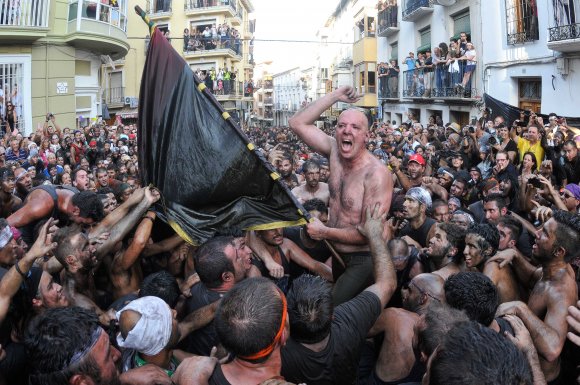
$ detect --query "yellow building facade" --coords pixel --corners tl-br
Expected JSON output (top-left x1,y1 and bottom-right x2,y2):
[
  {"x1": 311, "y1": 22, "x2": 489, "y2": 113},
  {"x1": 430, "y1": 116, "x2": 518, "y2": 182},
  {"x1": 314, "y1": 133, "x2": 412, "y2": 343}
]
[
  {"x1": 0, "y1": 0, "x2": 130, "y2": 133},
  {"x1": 104, "y1": 0, "x2": 255, "y2": 125}
]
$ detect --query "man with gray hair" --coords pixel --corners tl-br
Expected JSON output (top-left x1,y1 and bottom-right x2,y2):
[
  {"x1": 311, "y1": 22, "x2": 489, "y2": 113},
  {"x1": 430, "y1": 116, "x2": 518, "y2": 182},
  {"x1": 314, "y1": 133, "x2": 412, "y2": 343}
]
[{"x1": 398, "y1": 187, "x2": 436, "y2": 248}]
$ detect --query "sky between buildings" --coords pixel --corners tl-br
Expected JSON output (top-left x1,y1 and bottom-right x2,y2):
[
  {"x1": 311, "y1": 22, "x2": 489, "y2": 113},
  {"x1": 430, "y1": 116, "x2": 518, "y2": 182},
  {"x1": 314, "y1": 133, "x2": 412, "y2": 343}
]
[{"x1": 252, "y1": 0, "x2": 339, "y2": 73}]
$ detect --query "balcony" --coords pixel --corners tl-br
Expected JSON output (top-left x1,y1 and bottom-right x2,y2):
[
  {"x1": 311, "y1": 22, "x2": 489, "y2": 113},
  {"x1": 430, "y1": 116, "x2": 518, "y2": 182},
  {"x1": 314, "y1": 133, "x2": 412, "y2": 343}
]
[
  {"x1": 402, "y1": 0, "x2": 434, "y2": 22},
  {"x1": 185, "y1": 0, "x2": 239, "y2": 19},
  {"x1": 147, "y1": 0, "x2": 172, "y2": 20},
  {"x1": 263, "y1": 80, "x2": 273, "y2": 93},
  {"x1": 184, "y1": 38, "x2": 242, "y2": 60},
  {"x1": 104, "y1": 86, "x2": 125, "y2": 108},
  {"x1": 548, "y1": 23, "x2": 580, "y2": 52},
  {"x1": 66, "y1": 0, "x2": 129, "y2": 60},
  {"x1": 377, "y1": 5, "x2": 399, "y2": 37},
  {"x1": 210, "y1": 80, "x2": 244, "y2": 101},
  {"x1": 378, "y1": 82, "x2": 399, "y2": 100},
  {"x1": 264, "y1": 97, "x2": 273, "y2": 106},
  {"x1": 0, "y1": 0, "x2": 50, "y2": 42},
  {"x1": 401, "y1": 63, "x2": 480, "y2": 101}
]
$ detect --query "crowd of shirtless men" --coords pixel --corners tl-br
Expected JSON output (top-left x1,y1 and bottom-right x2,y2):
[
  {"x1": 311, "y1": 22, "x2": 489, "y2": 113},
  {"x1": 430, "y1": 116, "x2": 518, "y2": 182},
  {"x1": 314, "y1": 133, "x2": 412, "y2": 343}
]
[{"x1": 0, "y1": 85, "x2": 579, "y2": 384}]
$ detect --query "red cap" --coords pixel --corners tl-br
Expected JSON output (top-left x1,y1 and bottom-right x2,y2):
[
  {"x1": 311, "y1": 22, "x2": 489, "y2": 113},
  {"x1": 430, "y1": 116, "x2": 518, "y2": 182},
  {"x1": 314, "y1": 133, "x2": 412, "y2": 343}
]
[
  {"x1": 89, "y1": 140, "x2": 97, "y2": 147},
  {"x1": 408, "y1": 154, "x2": 426, "y2": 166},
  {"x1": 129, "y1": 133, "x2": 136, "y2": 139}
]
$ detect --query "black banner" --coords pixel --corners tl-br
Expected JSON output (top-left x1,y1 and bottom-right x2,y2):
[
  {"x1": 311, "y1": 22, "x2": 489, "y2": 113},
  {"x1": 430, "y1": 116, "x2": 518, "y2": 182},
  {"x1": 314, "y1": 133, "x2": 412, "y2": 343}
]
[{"x1": 138, "y1": 28, "x2": 308, "y2": 244}]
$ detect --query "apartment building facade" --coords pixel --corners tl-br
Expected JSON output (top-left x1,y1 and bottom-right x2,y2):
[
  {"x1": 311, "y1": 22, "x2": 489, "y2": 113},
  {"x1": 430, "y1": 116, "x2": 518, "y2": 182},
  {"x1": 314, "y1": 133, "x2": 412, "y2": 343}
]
[
  {"x1": 377, "y1": 0, "x2": 580, "y2": 127},
  {"x1": 272, "y1": 66, "x2": 311, "y2": 127},
  {"x1": 0, "y1": 0, "x2": 130, "y2": 133},
  {"x1": 103, "y1": 0, "x2": 255, "y2": 126}
]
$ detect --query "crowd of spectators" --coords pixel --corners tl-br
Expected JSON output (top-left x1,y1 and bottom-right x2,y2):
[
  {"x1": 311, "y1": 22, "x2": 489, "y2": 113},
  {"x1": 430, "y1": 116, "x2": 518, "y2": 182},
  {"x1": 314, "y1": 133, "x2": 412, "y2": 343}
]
[
  {"x1": 0, "y1": 97, "x2": 578, "y2": 385},
  {"x1": 183, "y1": 22, "x2": 241, "y2": 55},
  {"x1": 377, "y1": 31, "x2": 477, "y2": 99},
  {"x1": 195, "y1": 67, "x2": 239, "y2": 95}
]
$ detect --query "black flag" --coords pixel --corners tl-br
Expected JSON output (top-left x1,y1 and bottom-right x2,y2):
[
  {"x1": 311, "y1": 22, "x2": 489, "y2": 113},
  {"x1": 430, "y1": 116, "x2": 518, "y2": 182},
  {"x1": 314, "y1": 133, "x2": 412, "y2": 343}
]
[{"x1": 138, "y1": 28, "x2": 308, "y2": 244}]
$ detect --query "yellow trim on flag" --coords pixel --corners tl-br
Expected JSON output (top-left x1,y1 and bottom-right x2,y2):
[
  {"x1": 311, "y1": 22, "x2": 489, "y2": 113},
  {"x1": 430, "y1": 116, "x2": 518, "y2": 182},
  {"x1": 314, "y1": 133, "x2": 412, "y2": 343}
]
[
  {"x1": 247, "y1": 143, "x2": 255, "y2": 150},
  {"x1": 168, "y1": 220, "x2": 197, "y2": 246},
  {"x1": 270, "y1": 172, "x2": 280, "y2": 180},
  {"x1": 197, "y1": 83, "x2": 206, "y2": 92},
  {"x1": 222, "y1": 112, "x2": 230, "y2": 120},
  {"x1": 245, "y1": 218, "x2": 308, "y2": 231}
]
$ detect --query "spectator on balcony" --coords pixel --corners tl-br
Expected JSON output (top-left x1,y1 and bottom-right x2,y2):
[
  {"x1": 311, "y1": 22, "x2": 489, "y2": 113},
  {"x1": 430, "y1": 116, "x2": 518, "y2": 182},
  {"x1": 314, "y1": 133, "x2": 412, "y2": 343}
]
[
  {"x1": 183, "y1": 28, "x2": 189, "y2": 51},
  {"x1": 446, "y1": 41, "x2": 461, "y2": 95},
  {"x1": 387, "y1": 59, "x2": 399, "y2": 97},
  {"x1": 202, "y1": 26, "x2": 212, "y2": 49},
  {"x1": 433, "y1": 46, "x2": 446, "y2": 97},
  {"x1": 4, "y1": 102, "x2": 17, "y2": 135},
  {"x1": 223, "y1": 67, "x2": 231, "y2": 94},
  {"x1": 423, "y1": 50, "x2": 434, "y2": 97},
  {"x1": 404, "y1": 52, "x2": 416, "y2": 96},
  {"x1": 414, "y1": 53, "x2": 426, "y2": 96},
  {"x1": 378, "y1": 62, "x2": 389, "y2": 98},
  {"x1": 456, "y1": 42, "x2": 476, "y2": 94}
]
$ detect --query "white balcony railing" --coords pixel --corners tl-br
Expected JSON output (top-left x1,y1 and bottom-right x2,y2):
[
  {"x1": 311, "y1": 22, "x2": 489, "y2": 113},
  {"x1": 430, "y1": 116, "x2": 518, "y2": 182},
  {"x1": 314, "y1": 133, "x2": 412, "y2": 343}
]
[
  {"x1": 68, "y1": 0, "x2": 128, "y2": 32},
  {"x1": 0, "y1": 0, "x2": 49, "y2": 28}
]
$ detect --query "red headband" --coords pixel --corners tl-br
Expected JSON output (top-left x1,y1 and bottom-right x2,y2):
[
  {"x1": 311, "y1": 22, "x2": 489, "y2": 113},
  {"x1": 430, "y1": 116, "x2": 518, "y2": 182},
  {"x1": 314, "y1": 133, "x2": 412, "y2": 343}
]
[{"x1": 238, "y1": 289, "x2": 287, "y2": 361}]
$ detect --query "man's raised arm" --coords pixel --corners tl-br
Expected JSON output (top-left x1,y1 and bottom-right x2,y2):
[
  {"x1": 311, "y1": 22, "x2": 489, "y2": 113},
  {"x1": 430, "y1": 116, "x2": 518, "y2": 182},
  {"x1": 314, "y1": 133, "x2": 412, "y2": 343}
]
[{"x1": 289, "y1": 86, "x2": 360, "y2": 156}]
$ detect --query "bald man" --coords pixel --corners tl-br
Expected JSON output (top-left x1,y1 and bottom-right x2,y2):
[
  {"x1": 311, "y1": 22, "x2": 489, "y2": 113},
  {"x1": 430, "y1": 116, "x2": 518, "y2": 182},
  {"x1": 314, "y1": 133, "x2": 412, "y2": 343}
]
[{"x1": 364, "y1": 273, "x2": 445, "y2": 384}]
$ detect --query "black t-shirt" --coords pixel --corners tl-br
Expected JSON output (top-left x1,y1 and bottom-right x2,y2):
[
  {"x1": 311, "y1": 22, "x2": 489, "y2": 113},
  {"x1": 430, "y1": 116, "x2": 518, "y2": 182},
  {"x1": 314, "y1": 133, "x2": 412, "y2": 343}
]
[
  {"x1": 281, "y1": 291, "x2": 382, "y2": 385},
  {"x1": 181, "y1": 283, "x2": 223, "y2": 356},
  {"x1": 399, "y1": 217, "x2": 436, "y2": 248}
]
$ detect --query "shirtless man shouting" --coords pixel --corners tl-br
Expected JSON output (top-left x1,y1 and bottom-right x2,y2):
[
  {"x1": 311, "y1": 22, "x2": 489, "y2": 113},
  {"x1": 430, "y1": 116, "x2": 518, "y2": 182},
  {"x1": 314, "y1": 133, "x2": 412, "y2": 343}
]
[{"x1": 289, "y1": 85, "x2": 393, "y2": 305}]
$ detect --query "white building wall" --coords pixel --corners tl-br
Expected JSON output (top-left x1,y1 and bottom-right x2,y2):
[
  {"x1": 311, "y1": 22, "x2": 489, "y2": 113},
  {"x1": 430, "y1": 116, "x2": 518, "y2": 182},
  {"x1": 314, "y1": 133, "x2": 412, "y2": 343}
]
[
  {"x1": 273, "y1": 67, "x2": 307, "y2": 126},
  {"x1": 74, "y1": 50, "x2": 101, "y2": 122},
  {"x1": 481, "y1": 0, "x2": 580, "y2": 117}
]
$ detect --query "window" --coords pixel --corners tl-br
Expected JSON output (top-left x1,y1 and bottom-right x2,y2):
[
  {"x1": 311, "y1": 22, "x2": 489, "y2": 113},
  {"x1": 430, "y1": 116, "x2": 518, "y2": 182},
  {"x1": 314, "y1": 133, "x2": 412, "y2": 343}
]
[
  {"x1": 417, "y1": 27, "x2": 431, "y2": 53},
  {"x1": 355, "y1": 62, "x2": 376, "y2": 94},
  {"x1": 505, "y1": 0, "x2": 539, "y2": 44},
  {"x1": 518, "y1": 78, "x2": 541, "y2": 112},
  {"x1": 320, "y1": 68, "x2": 329, "y2": 80},
  {"x1": 0, "y1": 56, "x2": 31, "y2": 134},
  {"x1": 355, "y1": 16, "x2": 375, "y2": 41},
  {"x1": 452, "y1": 11, "x2": 471, "y2": 41},
  {"x1": 390, "y1": 42, "x2": 398, "y2": 60}
]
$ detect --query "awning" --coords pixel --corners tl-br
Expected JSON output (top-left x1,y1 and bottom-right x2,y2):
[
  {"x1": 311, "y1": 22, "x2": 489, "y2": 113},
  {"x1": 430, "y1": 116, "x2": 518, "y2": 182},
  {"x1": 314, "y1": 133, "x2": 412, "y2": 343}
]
[
  {"x1": 115, "y1": 108, "x2": 138, "y2": 119},
  {"x1": 416, "y1": 43, "x2": 431, "y2": 53}
]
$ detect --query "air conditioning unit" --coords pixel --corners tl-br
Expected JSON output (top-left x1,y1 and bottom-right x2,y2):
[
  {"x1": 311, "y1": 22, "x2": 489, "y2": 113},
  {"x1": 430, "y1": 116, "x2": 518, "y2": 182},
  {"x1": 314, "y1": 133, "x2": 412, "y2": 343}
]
[
  {"x1": 124, "y1": 96, "x2": 131, "y2": 105},
  {"x1": 435, "y1": 0, "x2": 456, "y2": 5}
]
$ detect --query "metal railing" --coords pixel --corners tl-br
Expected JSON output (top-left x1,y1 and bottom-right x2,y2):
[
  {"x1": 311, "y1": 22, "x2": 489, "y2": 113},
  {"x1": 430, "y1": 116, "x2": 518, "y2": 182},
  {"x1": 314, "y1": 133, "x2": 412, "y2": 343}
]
[
  {"x1": 68, "y1": 0, "x2": 128, "y2": 32},
  {"x1": 377, "y1": 5, "x2": 398, "y2": 35},
  {"x1": 402, "y1": 0, "x2": 433, "y2": 20},
  {"x1": 184, "y1": 0, "x2": 237, "y2": 13},
  {"x1": 548, "y1": 23, "x2": 580, "y2": 42},
  {"x1": 401, "y1": 61, "x2": 479, "y2": 99},
  {"x1": 378, "y1": 75, "x2": 399, "y2": 99},
  {"x1": 0, "y1": 0, "x2": 49, "y2": 27},
  {"x1": 105, "y1": 86, "x2": 125, "y2": 105},
  {"x1": 505, "y1": 0, "x2": 539, "y2": 44},
  {"x1": 264, "y1": 97, "x2": 273, "y2": 105},
  {"x1": 184, "y1": 35, "x2": 242, "y2": 55}
]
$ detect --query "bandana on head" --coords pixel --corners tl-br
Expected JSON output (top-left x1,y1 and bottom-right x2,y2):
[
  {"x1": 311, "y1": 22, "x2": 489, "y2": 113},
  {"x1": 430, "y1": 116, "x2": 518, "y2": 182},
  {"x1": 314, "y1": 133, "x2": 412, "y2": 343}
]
[
  {"x1": 0, "y1": 225, "x2": 13, "y2": 249},
  {"x1": 565, "y1": 184, "x2": 580, "y2": 200},
  {"x1": 406, "y1": 187, "x2": 432, "y2": 211},
  {"x1": 116, "y1": 296, "x2": 172, "y2": 356}
]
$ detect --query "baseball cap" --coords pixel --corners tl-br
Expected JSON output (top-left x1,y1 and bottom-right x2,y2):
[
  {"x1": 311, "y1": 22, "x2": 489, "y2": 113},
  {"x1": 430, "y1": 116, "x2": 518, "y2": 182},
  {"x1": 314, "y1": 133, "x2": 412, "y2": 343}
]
[{"x1": 408, "y1": 154, "x2": 426, "y2": 166}]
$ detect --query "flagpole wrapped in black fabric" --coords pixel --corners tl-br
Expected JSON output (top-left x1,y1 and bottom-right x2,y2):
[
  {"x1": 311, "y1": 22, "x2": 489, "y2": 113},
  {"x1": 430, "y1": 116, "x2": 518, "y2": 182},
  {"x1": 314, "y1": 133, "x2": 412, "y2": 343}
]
[{"x1": 135, "y1": 6, "x2": 309, "y2": 244}]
